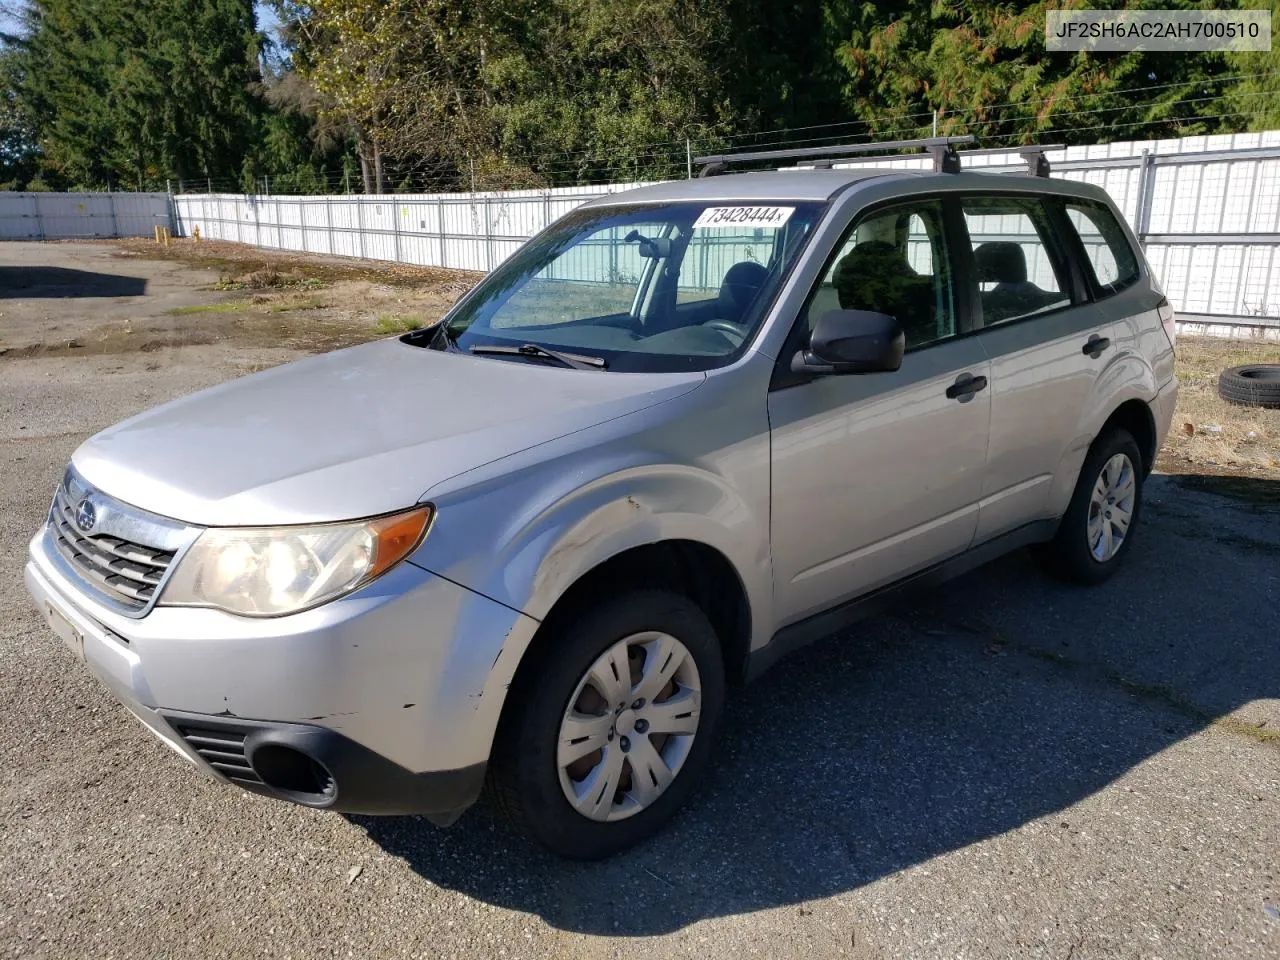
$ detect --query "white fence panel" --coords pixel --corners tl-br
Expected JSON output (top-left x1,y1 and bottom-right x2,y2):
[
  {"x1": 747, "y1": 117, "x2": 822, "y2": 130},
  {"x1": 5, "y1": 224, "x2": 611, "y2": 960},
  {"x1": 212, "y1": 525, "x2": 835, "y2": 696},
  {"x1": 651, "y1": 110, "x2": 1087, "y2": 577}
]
[
  {"x1": 0, "y1": 191, "x2": 169, "y2": 238},
  {"x1": 0, "y1": 193, "x2": 39, "y2": 239},
  {"x1": 6, "y1": 132, "x2": 1278, "y2": 327}
]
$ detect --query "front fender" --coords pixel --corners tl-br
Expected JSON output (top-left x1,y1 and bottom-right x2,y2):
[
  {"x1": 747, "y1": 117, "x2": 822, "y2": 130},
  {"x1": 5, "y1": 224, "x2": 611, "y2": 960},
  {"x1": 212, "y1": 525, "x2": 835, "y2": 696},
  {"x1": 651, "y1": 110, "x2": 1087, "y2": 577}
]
[
  {"x1": 408, "y1": 451, "x2": 772, "y2": 769},
  {"x1": 413, "y1": 451, "x2": 771, "y2": 628},
  {"x1": 405, "y1": 364, "x2": 775, "y2": 761}
]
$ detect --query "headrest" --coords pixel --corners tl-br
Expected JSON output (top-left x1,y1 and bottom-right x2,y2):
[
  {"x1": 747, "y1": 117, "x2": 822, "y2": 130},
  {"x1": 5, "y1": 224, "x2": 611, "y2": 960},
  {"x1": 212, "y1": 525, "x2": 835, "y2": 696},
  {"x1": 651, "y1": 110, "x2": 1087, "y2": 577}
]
[
  {"x1": 833, "y1": 241, "x2": 916, "y2": 312},
  {"x1": 718, "y1": 261, "x2": 770, "y2": 318},
  {"x1": 974, "y1": 242, "x2": 1028, "y2": 284}
]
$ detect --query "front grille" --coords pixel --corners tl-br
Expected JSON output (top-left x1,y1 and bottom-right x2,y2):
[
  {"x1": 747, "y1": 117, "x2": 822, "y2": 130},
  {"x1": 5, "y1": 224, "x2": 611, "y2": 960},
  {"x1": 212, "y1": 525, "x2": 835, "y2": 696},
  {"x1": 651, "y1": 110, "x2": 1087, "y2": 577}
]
[
  {"x1": 169, "y1": 722, "x2": 264, "y2": 787},
  {"x1": 49, "y1": 483, "x2": 175, "y2": 611}
]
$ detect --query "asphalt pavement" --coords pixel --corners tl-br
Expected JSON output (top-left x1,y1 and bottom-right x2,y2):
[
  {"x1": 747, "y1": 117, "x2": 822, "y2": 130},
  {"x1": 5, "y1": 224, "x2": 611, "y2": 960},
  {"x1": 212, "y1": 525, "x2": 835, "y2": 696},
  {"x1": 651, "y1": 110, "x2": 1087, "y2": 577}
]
[{"x1": 1, "y1": 244, "x2": 1277, "y2": 959}]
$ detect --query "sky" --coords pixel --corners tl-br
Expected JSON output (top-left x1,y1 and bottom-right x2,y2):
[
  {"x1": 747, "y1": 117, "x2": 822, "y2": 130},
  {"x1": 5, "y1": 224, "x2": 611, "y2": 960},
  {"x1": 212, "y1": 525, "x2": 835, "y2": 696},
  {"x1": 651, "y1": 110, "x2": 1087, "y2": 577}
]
[{"x1": 256, "y1": 2, "x2": 281, "y2": 39}]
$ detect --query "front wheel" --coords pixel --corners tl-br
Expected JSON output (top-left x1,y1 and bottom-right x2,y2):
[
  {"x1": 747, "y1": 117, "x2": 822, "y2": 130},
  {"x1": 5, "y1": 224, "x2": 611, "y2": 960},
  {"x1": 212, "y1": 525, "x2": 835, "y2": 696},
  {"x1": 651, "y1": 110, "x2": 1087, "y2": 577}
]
[
  {"x1": 488, "y1": 589, "x2": 725, "y2": 860},
  {"x1": 1038, "y1": 427, "x2": 1144, "y2": 585}
]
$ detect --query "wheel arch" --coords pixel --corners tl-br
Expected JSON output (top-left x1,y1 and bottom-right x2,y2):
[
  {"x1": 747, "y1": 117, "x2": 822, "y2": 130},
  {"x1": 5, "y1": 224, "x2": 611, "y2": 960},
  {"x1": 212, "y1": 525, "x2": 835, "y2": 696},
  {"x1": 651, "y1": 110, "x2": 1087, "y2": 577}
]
[
  {"x1": 527, "y1": 539, "x2": 753, "y2": 686},
  {"x1": 1099, "y1": 397, "x2": 1158, "y2": 475},
  {"x1": 487, "y1": 538, "x2": 754, "y2": 777},
  {"x1": 436, "y1": 465, "x2": 770, "y2": 772}
]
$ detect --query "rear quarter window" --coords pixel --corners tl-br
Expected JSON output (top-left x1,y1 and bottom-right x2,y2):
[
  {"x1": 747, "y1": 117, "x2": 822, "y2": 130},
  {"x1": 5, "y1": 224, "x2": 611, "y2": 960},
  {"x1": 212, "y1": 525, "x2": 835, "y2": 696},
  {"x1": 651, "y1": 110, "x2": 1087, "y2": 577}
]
[{"x1": 1063, "y1": 199, "x2": 1141, "y2": 296}]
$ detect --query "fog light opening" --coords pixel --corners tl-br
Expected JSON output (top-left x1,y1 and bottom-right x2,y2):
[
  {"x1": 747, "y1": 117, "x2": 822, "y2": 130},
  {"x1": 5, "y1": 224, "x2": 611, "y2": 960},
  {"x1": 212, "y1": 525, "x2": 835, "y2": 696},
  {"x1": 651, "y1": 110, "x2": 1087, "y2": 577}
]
[{"x1": 251, "y1": 744, "x2": 336, "y2": 803}]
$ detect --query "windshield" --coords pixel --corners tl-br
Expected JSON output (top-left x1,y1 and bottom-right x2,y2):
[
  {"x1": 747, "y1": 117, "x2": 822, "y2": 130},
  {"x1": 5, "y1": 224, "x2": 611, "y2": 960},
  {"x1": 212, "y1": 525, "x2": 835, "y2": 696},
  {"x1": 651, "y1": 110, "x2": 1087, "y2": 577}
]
[{"x1": 434, "y1": 200, "x2": 825, "y2": 372}]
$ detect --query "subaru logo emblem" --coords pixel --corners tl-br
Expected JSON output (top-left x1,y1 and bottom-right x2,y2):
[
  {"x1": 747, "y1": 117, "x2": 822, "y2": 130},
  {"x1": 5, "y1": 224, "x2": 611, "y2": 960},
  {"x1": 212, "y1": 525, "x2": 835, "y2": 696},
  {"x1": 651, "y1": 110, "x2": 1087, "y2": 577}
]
[{"x1": 74, "y1": 498, "x2": 97, "y2": 533}]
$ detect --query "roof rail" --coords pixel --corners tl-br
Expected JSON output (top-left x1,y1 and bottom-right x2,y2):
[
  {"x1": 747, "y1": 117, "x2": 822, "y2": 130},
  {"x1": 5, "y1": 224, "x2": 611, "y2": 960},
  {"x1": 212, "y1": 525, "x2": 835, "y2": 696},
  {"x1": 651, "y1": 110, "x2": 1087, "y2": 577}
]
[
  {"x1": 694, "y1": 136, "x2": 1065, "y2": 178},
  {"x1": 695, "y1": 136, "x2": 976, "y2": 177}
]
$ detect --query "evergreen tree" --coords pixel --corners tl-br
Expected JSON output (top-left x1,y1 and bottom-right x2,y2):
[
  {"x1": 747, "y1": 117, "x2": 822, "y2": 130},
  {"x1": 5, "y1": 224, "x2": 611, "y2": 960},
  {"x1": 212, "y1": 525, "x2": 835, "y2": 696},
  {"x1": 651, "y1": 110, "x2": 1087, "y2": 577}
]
[
  {"x1": 18, "y1": 0, "x2": 264, "y2": 189},
  {"x1": 832, "y1": 0, "x2": 1236, "y2": 145}
]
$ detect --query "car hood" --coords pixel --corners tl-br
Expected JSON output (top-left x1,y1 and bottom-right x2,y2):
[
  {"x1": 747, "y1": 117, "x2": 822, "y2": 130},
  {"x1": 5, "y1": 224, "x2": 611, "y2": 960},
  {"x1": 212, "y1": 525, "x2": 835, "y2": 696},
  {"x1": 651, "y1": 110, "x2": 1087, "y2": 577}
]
[{"x1": 72, "y1": 338, "x2": 705, "y2": 526}]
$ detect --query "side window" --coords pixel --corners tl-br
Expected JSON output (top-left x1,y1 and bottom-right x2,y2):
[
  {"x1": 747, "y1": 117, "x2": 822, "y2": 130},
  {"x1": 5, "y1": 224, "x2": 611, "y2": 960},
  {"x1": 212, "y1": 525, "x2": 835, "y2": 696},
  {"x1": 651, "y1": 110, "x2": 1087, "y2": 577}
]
[
  {"x1": 805, "y1": 199, "x2": 956, "y2": 349},
  {"x1": 960, "y1": 196, "x2": 1072, "y2": 326},
  {"x1": 1063, "y1": 200, "x2": 1140, "y2": 295}
]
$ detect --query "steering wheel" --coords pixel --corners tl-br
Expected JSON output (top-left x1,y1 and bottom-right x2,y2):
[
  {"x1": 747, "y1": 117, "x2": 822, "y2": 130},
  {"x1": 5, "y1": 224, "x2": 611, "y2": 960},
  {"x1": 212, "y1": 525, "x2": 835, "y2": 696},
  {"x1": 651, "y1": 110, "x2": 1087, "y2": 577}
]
[{"x1": 702, "y1": 320, "x2": 747, "y2": 345}]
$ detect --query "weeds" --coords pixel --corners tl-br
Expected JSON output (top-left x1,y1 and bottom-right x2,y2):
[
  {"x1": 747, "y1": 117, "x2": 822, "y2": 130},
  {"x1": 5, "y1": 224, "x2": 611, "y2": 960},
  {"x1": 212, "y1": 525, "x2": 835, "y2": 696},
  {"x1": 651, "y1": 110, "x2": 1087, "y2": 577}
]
[
  {"x1": 167, "y1": 302, "x2": 251, "y2": 316},
  {"x1": 1162, "y1": 337, "x2": 1280, "y2": 474},
  {"x1": 373, "y1": 314, "x2": 423, "y2": 334},
  {"x1": 208, "y1": 269, "x2": 324, "y2": 292}
]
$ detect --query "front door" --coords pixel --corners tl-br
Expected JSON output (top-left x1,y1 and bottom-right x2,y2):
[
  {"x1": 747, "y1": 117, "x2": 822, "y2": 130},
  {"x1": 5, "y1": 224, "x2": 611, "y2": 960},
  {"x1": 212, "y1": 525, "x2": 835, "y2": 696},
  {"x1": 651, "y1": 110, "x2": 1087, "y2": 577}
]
[{"x1": 768, "y1": 198, "x2": 992, "y2": 628}]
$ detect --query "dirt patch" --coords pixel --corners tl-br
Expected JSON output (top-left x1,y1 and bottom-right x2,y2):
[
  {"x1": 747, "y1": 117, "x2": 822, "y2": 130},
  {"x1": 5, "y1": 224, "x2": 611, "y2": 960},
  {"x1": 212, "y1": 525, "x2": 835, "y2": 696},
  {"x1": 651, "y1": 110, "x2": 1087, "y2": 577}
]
[
  {"x1": 1154, "y1": 337, "x2": 1280, "y2": 478},
  {"x1": 114, "y1": 237, "x2": 480, "y2": 291},
  {"x1": 0, "y1": 239, "x2": 479, "y2": 359}
]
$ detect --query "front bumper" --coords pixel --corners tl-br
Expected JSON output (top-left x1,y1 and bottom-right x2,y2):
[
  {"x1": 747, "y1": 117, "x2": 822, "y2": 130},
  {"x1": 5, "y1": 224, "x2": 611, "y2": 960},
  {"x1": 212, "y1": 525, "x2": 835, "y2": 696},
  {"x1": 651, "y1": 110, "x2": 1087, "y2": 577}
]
[
  {"x1": 26, "y1": 528, "x2": 539, "y2": 821},
  {"x1": 157, "y1": 709, "x2": 485, "y2": 822}
]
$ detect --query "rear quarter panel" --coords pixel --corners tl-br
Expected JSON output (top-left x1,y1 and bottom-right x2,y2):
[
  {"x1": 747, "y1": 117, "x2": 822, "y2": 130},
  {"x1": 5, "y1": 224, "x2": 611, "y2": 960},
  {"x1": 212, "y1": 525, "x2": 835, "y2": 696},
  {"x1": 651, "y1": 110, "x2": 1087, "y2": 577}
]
[{"x1": 1044, "y1": 280, "x2": 1171, "y2": 517}]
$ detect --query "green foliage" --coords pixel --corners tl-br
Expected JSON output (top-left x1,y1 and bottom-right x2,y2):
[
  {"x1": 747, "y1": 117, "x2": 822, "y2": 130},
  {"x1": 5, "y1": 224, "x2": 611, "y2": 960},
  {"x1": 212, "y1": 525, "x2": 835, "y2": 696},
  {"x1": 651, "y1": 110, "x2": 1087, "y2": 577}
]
[
  {"x1": 18, "y1": 0, "x2": 266, "y2": 188},
  {"x1": 6, "y1": 0, "x2": 354, "y2": 191},
  {"x1": 831, "y1": 0, "x2": 1243, "y2": 145},
  {"x1": 0, "y1": 45, "x2": 41, "y2": 188},
  {"x1": 4, "y1": 0, "x2": 1277, "y2": 193},
  {"x1": 284, "y1": 0, "x2": 859, "y2": 188},
  {"x1": 1223, "y1": 0, "x2": 1280, "y2": 131}
]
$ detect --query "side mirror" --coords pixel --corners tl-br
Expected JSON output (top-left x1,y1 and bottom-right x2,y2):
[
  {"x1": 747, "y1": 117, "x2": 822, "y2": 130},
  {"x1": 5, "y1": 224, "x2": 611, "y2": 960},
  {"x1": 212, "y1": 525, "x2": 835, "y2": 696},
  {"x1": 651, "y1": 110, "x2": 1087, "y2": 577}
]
[{"x1": 791, "y1": 309, "x2": 905, "y2": 375}]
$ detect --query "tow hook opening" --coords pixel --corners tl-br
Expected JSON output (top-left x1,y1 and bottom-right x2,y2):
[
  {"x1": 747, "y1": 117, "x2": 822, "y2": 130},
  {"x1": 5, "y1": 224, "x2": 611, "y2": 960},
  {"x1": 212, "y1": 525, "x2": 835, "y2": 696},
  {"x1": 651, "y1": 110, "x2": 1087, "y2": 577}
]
[{"x1": 251, "y1": 744, "x2": 337, "y2": 804}]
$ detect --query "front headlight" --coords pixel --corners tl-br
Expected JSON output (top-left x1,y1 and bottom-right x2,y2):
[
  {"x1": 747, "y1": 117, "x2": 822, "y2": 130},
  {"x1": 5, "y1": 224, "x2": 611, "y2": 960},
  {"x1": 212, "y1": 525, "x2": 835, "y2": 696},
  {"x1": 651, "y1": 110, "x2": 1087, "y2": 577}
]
[{"x1": 160, "y1": 506, "x2": 432, "y2": 617}]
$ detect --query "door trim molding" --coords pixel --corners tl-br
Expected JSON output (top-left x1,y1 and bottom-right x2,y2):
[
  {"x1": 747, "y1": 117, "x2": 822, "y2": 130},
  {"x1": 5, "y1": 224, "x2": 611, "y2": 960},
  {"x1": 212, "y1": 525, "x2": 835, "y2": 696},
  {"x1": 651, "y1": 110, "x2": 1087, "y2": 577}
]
[
  {"x1": 747, "y1": 518, "x2": 1059, "y2": 682},
  {"x1": 792, "y1": 502, "x2": 980, "y2": 584}
]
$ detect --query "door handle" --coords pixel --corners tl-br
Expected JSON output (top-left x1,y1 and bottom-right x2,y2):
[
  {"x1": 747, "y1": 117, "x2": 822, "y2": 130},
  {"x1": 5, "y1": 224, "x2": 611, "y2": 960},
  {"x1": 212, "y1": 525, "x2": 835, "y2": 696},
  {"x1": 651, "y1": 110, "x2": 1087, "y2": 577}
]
[
  {"x1": 945, "y1": 373, "x2": 988, "y2": 401},
  {"x1": 1082, "y1": 334, "x2": 1111, "y2": 359}
]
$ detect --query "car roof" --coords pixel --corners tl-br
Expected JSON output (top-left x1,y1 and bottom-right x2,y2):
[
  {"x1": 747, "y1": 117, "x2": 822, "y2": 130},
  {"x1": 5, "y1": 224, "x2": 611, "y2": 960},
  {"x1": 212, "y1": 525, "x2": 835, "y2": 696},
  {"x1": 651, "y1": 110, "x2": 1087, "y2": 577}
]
[
  {"x1": 580, "y1": 170, "x2": 893, "y2": 205},
  {"x1": 582, "y1": 168, "x2": 1113, "y2": 207}
]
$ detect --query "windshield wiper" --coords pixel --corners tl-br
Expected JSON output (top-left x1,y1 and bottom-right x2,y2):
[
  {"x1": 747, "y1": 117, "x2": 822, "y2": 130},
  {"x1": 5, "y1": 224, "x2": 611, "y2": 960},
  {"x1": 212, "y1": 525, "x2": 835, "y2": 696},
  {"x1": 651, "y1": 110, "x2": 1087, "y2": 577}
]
[
  {"x1": 468, "y1": 342, "x2": 607, "y2": 370},
  {"x1": 429, "y1": 322, "x2": 463, "y2": 352}
]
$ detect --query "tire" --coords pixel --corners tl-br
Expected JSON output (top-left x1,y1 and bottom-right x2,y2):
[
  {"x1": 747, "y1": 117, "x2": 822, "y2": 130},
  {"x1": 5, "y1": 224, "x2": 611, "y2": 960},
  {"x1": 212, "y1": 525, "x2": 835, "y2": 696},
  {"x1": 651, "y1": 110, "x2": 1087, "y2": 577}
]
[
  {"x1": 1218, "y1": 364, "x2": 1280, "y2": 409},
  {"x1": 488, "y1": 589, "x2": 725, "y2": 860},
  {"x1": 1038, "y1": 428, "x2": 1144, "y2": 586}
]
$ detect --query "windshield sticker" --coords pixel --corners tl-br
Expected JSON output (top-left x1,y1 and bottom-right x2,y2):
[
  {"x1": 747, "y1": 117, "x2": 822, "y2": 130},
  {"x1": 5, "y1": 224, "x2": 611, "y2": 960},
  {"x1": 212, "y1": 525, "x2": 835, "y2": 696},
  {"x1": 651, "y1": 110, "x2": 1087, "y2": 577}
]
[{"x1": 693, "y1": 206, "x2": 795, "y2": 229}]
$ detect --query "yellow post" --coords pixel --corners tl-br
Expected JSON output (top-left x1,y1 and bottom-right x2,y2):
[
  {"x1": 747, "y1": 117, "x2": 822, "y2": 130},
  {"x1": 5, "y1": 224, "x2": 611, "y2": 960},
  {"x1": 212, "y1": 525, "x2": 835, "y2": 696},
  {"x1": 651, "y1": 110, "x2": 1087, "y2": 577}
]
[{"x1": 154, "y1": 224, "x2": 161, "y2": 243}]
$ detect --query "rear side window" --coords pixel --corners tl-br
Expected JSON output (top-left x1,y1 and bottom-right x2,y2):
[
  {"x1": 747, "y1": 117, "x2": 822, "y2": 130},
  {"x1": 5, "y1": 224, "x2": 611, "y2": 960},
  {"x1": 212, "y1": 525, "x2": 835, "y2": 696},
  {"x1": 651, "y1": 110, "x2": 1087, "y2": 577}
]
[
  {"x1": 1063, "y1": 200, "x2": 1141, "y2": 295},
  {"x1": 960, "y1": 195, "x2": 1072, "y2": 326}
]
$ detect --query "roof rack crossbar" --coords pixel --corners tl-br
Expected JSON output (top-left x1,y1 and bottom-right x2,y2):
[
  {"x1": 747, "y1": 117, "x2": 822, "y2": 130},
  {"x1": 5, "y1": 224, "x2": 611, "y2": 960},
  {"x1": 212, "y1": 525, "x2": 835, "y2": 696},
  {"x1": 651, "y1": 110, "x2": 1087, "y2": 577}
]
[
  {"x1": 949, "y1": 144, "x2": 1066, "y2": 177},
  {"x1": 694, "y1": 136, "x2": 1068, "y2": 177},
  {"x1": 694, "y1": 136, "x2": 976, "y2": 176}
]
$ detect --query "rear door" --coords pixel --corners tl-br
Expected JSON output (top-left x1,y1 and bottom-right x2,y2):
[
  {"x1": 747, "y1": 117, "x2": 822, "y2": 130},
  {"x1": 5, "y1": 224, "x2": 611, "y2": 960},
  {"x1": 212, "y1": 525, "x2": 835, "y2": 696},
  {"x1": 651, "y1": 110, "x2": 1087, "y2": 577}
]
[
  {"x1": 768, "y1": 197, "x2": 992, "y2": 626},
  {"x1": 956, "y1": 192, "x2": 1116, "y2": 542}
]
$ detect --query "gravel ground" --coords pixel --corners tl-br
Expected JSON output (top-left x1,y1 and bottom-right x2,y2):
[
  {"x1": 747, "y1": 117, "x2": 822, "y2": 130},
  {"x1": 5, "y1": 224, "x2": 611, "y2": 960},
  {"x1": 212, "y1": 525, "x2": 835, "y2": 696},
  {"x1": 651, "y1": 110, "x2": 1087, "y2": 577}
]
[{"x1": 1, "y1": 242, "x2": 1278, "y2": 960}]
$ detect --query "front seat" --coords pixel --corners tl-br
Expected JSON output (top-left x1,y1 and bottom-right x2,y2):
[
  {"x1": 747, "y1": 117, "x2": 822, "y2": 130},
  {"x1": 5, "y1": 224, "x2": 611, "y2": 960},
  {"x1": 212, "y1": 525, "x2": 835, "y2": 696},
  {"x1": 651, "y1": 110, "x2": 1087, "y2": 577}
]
[
  {"x1": 715, "y1": 261, "x2": 770, "y2": 325},
  {"x1": 832, "y1": 240, "x2": 934, "y2": 346}
]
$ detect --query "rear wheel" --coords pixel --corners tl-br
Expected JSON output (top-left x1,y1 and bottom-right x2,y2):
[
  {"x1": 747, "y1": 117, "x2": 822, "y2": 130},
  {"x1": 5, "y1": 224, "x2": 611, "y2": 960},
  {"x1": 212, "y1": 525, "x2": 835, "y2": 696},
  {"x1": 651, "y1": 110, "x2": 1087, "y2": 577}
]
[
  {"x1": 1038, "y1": 428, "x2": 1144, "y2": 585},
  {"x1": 488, "y1": 589, "x2": 725, "y2": 860}
]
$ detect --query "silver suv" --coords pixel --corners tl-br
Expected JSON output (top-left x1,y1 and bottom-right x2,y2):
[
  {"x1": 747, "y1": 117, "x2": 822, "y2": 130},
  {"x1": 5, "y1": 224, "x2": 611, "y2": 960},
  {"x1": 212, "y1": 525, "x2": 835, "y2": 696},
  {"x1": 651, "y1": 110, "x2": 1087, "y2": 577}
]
[{"x1": 26, "y1": 140, "x2": 1178, "y2": 860}]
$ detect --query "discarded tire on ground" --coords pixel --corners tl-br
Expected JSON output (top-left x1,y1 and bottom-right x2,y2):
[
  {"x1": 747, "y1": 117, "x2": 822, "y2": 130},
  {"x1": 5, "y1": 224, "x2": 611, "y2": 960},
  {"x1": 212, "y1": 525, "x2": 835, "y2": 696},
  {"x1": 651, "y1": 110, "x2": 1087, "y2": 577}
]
[{"x1": 1217, "y1": 364, "x2": 1280, "y2": 409}]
